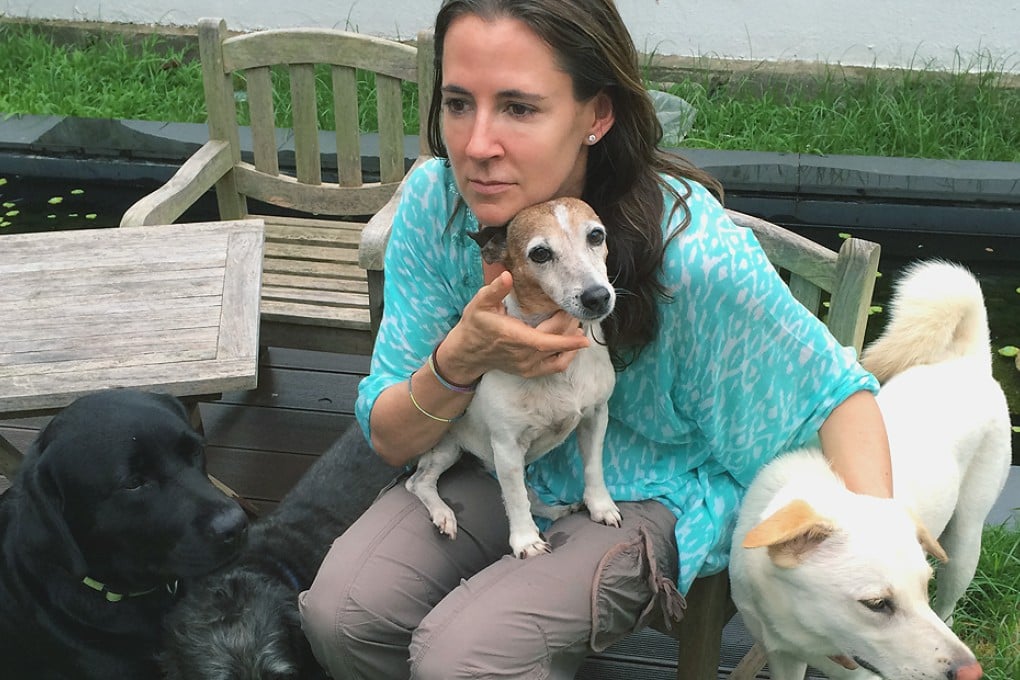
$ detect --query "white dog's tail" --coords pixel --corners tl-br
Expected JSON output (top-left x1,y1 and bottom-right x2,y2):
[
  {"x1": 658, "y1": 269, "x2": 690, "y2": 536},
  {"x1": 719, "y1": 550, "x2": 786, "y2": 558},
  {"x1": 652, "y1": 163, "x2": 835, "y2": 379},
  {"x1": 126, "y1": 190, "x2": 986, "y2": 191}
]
[{"x1": 860, "y1": 260, "x2": 990, "y2": 383}]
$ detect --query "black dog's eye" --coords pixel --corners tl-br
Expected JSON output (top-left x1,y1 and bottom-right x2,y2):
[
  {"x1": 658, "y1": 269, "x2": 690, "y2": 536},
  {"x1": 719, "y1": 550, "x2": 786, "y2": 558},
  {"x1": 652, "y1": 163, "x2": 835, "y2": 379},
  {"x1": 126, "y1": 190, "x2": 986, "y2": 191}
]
[
  {"x1": 588, "y1": 228, "x2": 605, "y2": 247},
  {"x1": 860, "y1": 597, "x2": 894, "y2": 614},
  {"x1": 529, "y1": 246, "x2": 553, "y2": 264},
  {"x1": 123, "y1": 475, "x2": 146, "y2": 491}
]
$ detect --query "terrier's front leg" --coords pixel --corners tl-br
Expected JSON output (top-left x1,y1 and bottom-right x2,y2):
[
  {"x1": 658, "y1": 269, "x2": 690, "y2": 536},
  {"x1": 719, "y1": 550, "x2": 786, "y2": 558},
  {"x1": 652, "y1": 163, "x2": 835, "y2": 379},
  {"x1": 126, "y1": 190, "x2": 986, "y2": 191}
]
[
  {"x1": 405, "y1": 440, "x2": 462, "y2": 538},
  {"x1": 491, "y1": 439, "x2": 550, "y2": 558},
  {"x1": 575, "y1": 403, "x2": 621, "y2": 527}
]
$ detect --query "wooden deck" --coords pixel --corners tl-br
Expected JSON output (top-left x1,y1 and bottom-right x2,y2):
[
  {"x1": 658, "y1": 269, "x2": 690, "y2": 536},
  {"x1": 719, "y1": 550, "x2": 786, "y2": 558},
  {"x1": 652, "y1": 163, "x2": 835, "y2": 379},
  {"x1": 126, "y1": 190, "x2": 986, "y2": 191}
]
[{"x1": 0, "y1": 345, "x2": 806, "y2": 679}]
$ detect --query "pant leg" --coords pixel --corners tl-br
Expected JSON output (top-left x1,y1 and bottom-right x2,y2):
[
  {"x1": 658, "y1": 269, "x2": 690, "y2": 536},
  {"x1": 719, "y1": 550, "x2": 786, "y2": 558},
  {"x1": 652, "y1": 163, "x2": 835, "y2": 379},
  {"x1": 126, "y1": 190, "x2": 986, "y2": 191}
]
[
  {"x1": 409, "y1": 499, "x2": 681, "y2": 680},
  {"x1": 298, "y1": 459, "x2": 510, "y2": 680}
]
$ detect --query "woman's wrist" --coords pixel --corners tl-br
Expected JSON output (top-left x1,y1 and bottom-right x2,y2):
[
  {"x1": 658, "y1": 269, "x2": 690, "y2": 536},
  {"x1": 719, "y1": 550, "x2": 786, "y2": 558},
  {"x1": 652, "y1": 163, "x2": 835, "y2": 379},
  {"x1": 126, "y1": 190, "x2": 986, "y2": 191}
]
[{"x1": 432, "y1": 332, "x2": 483, "y2": 389}]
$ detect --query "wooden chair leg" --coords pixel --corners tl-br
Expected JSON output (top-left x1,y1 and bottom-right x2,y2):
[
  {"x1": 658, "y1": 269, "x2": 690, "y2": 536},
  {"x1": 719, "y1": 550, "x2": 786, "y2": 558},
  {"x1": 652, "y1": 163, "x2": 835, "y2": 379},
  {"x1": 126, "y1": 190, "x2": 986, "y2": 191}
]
[
  {"x1": 730, "y1": 641, "x2": 769, "y2": 680},
  {"x1": 184, "y1": 397, "x2": 260, "y2": 520},
  {"x1": 674, "y1": 570, "x2": 734, "y2": 680}
]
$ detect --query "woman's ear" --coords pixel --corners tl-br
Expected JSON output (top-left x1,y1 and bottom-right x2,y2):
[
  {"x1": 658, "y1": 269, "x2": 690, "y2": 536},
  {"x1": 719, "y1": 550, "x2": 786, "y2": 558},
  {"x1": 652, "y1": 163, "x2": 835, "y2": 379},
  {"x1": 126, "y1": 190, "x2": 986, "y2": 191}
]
[{"x1": 589, "y1": 91, "x2": 615, "y2": 141}]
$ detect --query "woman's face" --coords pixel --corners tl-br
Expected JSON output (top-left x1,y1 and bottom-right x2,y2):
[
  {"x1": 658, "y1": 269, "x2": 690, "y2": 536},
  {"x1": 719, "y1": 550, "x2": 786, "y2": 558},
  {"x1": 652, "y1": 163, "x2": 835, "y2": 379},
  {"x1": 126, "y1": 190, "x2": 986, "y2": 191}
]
[{"x1": 440, "y1": 15, "x2": 613, "y2": 227}]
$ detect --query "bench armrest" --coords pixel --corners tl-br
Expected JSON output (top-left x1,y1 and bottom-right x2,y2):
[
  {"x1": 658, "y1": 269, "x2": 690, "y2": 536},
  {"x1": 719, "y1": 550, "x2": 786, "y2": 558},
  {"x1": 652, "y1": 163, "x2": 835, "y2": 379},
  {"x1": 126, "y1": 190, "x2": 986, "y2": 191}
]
[{"x1": 120, "y1": 140, "x2": 235, "y2": 227}]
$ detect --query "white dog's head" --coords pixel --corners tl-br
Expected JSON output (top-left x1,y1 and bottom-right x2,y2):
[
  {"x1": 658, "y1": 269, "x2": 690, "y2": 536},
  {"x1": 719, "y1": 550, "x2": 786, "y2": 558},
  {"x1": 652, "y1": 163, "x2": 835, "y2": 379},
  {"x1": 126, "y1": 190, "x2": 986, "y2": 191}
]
[
  {"x1": 735, "y1": 494, "x2": 982, "y2": 680},
  {"x1": 471, "y1": 197, "x2": 615, "y2": 326}
]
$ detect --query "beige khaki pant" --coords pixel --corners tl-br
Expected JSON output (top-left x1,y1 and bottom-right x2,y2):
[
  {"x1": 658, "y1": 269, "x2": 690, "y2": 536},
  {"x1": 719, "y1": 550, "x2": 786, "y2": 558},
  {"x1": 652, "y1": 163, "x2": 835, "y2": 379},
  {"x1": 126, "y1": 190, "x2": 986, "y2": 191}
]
[{"x1": 299, "y1": 459, "x2": 683, "y2": 679}]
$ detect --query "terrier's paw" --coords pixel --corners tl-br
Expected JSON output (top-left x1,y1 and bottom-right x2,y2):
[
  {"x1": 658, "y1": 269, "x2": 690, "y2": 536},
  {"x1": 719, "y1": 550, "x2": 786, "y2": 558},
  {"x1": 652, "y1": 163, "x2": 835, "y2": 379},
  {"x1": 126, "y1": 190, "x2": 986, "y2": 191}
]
[
  {"x1": 431, "y1": 508, "x2": 458, "y2": 539},
  {"x1": 514, "y1": 538, "x2": 553, "y2": 559},
  {"x1": 586, "y1": 495, "x2": 622, "y2": 528}
]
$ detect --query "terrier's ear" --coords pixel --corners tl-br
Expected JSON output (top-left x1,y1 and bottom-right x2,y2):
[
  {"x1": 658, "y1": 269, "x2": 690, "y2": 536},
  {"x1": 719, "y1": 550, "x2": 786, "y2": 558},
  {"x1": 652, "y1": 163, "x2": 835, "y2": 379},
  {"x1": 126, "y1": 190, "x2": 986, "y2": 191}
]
[
  {"x1": 743, "y1": 499, "x2": 835, "y2": 568},
  {"x1": 468, "y1": 226, "x2": 508, "y2": 265}
]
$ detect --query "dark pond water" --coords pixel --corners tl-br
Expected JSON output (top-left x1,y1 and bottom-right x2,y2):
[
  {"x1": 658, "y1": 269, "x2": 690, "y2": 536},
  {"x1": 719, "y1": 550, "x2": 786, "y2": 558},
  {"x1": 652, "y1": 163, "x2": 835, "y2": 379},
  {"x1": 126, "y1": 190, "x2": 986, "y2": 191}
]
[{"x1": 3, "y1": 171, "x2": 1018, "y2": 437}]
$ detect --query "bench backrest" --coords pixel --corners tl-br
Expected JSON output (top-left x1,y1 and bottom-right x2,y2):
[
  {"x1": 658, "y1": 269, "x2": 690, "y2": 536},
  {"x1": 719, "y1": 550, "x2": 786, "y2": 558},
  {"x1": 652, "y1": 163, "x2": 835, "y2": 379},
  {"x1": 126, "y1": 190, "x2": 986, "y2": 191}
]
[
  {"x1": 198, "y1": 18, "x2": 435, "y2": 220},
  {"x1": 726, "y1": 209, "x2": 880, "y2": 353}
]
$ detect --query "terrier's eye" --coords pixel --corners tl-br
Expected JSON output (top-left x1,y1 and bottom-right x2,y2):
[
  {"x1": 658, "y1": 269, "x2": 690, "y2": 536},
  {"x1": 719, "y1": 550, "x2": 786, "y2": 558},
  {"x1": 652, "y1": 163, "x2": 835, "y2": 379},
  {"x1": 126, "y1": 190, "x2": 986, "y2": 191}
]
[
  {"x1": 588, "y1": 229, "x2": 606, "y2": 246},
  {"x1": 529, "y1": 246, "x2": 553, "y2": 263}
]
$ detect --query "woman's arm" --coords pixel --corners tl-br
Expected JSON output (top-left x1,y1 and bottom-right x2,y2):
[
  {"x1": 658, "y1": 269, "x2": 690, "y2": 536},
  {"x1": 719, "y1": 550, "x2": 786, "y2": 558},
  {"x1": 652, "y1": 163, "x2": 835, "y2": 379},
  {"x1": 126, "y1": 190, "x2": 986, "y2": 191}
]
[
  {"x1": 369, "y1": 271, "x2": 589, "y2": 465},
  {"x1": 817, "y1": 390, "x2": 893, "y2": 498}
]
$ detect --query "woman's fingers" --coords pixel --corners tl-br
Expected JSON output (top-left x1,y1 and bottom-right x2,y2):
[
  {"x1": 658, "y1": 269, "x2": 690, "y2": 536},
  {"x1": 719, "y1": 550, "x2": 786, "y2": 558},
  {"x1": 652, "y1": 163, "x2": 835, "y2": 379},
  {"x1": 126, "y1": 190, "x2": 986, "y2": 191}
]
[{"x1": 453, "y1": 276, "x2": 592, "y2": 377}]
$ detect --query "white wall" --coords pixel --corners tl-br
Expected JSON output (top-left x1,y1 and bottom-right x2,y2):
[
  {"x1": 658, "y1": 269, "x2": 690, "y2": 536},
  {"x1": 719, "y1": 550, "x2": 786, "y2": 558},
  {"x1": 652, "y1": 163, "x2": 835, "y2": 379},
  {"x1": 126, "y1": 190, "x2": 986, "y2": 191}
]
[{"x1": 3, "y1": 0, "x2": 1018, "y2": 73}]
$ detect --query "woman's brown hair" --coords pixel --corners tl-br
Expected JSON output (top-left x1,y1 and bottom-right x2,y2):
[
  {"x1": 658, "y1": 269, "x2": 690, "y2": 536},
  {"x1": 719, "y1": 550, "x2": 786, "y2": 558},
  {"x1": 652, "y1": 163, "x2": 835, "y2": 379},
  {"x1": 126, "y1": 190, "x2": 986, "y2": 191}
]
[{"x1": 427, "y1": 0, "x2": 724, "y2": 367}]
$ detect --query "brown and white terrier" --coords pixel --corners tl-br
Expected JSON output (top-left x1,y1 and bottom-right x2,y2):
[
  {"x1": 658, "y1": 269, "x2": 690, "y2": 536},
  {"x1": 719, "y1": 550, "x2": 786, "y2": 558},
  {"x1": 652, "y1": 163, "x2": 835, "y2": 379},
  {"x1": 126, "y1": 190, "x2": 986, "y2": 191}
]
[{"x1": 405, "y1": 197, "x2": 621, "y2": 558}]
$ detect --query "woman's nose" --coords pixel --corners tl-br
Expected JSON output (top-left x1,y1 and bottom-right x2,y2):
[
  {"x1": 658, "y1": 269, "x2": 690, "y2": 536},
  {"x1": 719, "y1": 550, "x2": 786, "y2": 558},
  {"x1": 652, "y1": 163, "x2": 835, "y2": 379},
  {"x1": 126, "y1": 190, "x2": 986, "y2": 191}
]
[{"x1": 464, "y1": 115, "x2": 503, "y2": 160}]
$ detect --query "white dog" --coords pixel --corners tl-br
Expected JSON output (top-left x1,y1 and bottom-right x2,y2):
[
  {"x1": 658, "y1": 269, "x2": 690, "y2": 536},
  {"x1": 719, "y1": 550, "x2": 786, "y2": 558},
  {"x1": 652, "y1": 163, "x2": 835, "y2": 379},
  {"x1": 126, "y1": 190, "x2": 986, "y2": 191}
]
[
  {"x1": 406, "y1": 197, "x2": 622, "y2": 558},
  {"x1": 730, "y1": 260, "x2": 1011, "y2": 680}
]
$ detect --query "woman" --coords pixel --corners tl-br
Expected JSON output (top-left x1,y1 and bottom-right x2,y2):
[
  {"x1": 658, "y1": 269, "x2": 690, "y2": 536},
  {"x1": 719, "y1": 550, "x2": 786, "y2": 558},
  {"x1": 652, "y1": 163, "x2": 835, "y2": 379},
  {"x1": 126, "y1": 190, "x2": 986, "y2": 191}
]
[{"x1": 299, "y1": 1, "x2": 893, "y2": 677}]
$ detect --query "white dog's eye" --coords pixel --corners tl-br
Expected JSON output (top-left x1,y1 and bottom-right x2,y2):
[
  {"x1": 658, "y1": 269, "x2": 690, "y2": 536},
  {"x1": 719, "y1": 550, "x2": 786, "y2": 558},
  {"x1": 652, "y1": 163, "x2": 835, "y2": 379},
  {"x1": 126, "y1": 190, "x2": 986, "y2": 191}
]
[
  {"x1": 529, "y1": 246, "x2": 553, "y2": 264},
  {"x1": 587, "y1": 229, "x2": 605, "y2": 247},
  {"x1": 860, "y1": 598, "x2": 894, "y2": 614}
]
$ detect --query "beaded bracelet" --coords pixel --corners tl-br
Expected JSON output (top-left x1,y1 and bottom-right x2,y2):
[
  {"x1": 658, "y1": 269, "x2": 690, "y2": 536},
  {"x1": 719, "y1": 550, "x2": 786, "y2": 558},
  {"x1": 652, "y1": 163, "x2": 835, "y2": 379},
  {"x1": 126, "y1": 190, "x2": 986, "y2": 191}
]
[
  {"x1": 429, "y1": 342, "x2": 481, "y2": 394},
  {"x1": 408, "y1": 372, "x2": 464, "y2": 423}
]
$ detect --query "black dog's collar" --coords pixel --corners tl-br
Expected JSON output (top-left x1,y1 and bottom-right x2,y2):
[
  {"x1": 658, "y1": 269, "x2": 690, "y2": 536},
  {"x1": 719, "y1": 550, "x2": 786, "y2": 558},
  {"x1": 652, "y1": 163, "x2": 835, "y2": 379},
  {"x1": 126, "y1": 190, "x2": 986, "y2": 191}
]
[{"x1": 82, "y1": 576, "x2": 178, "y2": 603}]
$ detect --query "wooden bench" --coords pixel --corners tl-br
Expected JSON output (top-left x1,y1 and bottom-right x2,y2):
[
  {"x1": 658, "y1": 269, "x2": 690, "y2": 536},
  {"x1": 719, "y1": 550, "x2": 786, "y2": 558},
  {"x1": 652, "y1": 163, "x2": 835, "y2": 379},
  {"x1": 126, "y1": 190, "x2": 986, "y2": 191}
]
[
  {"x1": 361, "y1": 205, "x2": 880, "y2": 679},
  {"x1": 121, "y1": 18, "x2": 435, "y2": 356}
]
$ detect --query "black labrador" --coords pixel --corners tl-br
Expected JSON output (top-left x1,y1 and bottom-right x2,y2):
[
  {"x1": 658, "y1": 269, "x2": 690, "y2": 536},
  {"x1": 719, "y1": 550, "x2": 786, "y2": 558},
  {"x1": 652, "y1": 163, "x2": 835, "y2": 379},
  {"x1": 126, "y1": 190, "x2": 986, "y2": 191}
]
[
  {"x1": 0, "y1": 389, "x2": 248, "y2": 680},
  {"x1": 161, "y1": 421, "x2": 399, "y2": 679}
]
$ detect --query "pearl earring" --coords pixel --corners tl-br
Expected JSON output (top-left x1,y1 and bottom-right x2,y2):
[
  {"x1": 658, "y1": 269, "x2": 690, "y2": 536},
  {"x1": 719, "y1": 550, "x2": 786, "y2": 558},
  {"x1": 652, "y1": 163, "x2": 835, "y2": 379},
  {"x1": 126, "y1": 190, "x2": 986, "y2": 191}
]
[{"x1": 587, "y1": 133, "x2": 598, "y2": 144}]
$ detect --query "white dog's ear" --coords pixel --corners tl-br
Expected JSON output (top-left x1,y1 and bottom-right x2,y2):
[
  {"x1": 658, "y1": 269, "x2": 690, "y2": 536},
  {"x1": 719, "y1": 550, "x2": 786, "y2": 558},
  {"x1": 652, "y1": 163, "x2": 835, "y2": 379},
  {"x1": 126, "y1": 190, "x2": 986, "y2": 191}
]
[
  {"x1": 910, "y1": 512, "x2": 949, "y2": 563},
  {"x1": 743, "y1": 499, "x2": 835, "y2": 568}
]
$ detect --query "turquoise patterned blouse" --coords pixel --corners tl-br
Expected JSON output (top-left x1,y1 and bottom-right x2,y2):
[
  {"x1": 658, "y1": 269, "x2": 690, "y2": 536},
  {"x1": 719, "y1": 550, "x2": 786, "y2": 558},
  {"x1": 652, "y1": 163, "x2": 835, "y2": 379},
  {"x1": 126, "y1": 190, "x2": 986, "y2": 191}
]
[{"x1": 356, "y1": 158, "x2": 877, "y2": 594}]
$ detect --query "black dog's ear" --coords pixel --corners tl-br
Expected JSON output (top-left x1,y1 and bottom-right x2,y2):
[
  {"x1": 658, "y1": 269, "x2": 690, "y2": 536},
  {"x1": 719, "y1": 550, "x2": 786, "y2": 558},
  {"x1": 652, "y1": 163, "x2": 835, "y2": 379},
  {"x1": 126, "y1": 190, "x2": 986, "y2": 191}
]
[
  {"x1": 467, "y1": 226, "x2": 508, "y2": 265},
  {"x1": 14, "y1": 438, "x2": 89, "y2": 577}
]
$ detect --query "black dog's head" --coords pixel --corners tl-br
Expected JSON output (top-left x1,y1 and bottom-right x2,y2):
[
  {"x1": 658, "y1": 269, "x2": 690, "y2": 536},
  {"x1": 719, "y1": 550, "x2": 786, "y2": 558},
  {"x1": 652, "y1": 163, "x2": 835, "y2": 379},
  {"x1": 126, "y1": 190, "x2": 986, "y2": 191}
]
[{"x1": 12, "y1": 389, "x2": 248, "y2": 589}]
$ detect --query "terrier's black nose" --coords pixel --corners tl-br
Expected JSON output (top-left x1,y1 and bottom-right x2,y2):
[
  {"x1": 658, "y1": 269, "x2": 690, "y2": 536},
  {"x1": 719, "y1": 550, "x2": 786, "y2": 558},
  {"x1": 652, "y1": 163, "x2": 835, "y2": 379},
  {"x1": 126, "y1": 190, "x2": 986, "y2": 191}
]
[{"x1": 581, "y1": 286, "x2": 612, "y2": 316}]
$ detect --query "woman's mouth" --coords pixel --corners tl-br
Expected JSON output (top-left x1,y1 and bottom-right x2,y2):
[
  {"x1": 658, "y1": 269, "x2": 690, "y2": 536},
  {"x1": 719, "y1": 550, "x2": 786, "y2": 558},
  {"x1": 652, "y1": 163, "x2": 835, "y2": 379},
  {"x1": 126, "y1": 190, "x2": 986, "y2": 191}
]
[{"x1": 469, "y1": 179, "x2": 513, "y2": 196}]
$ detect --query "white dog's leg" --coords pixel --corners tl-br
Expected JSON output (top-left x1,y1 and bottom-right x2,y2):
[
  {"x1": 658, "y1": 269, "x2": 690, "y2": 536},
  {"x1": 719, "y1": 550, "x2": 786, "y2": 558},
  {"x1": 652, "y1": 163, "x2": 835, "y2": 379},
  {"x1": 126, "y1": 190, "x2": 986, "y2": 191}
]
[
  {"x1": 574, "y1": 403, "x2": 622, "y2": 527},
  {"x1": 405, "y1": 439, "x2": 462, "y2": 539},
  {"x1": 933, "y1": 514, "x2": 983, "y2": 621},
  {"x1": 491, "y1": 437, "x2": 550, "y2": 558},
  {"x1": 933, "y1": 427, "x2": 1011, "y2": 620}
]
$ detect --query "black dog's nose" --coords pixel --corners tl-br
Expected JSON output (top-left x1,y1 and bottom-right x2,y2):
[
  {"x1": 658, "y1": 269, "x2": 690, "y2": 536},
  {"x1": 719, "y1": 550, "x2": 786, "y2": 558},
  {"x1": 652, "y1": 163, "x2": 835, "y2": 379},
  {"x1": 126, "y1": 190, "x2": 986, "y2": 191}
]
[
  {"x1": 581, "y1": 286, "x2": 612, "y2": 316},
  {"x1": 207, "y1": 504, "x2": 248, "y2": 546}
]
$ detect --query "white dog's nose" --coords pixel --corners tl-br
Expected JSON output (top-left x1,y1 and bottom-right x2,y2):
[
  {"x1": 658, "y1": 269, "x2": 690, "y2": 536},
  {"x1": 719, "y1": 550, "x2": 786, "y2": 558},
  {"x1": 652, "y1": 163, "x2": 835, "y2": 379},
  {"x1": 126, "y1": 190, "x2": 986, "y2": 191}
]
[{"x1": 952, "y1": 660, "x2": 982, "y2": 680}]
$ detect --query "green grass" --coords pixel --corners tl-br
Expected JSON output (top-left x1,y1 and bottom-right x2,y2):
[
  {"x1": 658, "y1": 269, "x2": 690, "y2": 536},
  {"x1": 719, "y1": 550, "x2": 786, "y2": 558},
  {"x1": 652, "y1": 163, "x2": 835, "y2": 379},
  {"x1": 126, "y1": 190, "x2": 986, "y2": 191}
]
[
  {"x1": 952, "y1": 523, "x2": 1020, "y2": 679},
  {"x1": 2, "y1": 22, "x2": 1018, "y2": 161},
  {"x1": 662, "y1": 65, "x2": 1020, "y2": 161}
]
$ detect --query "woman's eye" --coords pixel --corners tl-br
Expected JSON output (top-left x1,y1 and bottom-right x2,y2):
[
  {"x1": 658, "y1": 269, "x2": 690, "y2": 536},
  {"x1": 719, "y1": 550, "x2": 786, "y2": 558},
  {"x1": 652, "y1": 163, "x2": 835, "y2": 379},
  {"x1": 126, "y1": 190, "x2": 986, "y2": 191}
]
[
  {"x1": 507, "y1": 103, "x2": 534, "y2": 118},
  {"x1": 442, "y1": 97, "x2": 469, "y2": 115},
  {"x1": 529, "y1": 247, "x2": 553, "y2": 264},
  {"x1": 588, "y1": 229, "x2": 605, "y2": 246}
]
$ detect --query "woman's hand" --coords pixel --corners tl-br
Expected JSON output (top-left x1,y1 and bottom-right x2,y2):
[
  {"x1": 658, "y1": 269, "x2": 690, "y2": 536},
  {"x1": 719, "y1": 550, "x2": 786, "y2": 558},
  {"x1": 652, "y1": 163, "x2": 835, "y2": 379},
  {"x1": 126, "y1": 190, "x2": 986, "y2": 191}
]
[
  {"x1": 436, "y1": 271, "x2": 591, "y2": 383},
  {"x1": 368, "y1": 271, "x2": 591, "y2": 465}
]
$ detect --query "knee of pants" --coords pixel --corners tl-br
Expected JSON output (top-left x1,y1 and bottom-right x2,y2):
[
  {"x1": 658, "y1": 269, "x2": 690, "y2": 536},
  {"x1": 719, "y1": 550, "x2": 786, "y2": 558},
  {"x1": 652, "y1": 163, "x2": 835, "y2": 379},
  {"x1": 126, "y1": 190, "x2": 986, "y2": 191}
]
[{"x1": 298, "y1": 579, "x2": 400, "y2": 677}]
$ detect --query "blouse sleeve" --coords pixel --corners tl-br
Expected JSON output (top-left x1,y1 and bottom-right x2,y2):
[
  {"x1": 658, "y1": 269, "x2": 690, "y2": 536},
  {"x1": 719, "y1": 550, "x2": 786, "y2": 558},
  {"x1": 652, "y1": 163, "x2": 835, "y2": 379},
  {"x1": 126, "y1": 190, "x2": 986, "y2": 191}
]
[
  {"x1": 661, "y1": 181, "x2": 877, "y2": 486},
  {"x1": 354, "y1": 159, "x2": 478, "y2": 440}
]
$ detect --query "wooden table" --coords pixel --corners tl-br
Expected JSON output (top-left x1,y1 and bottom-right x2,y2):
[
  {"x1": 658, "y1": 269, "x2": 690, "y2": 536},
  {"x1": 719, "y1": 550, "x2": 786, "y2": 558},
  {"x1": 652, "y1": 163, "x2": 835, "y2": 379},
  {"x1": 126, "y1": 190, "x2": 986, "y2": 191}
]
[{"x1": 0, "y1": 219, "x2": 265, "y2": 475}]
